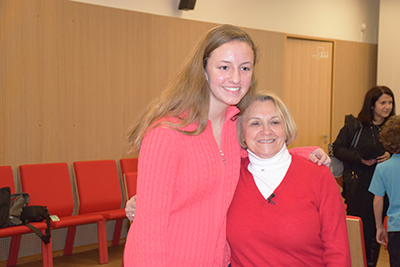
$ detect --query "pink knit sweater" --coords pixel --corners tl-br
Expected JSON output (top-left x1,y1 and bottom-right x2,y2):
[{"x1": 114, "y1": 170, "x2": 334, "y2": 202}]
[
  {"x1": 124, "y1": 106, "x2": 241, "y2": 266},
  {"x1": 123, "y1": 105, "x2": 319, "y2": 266}
]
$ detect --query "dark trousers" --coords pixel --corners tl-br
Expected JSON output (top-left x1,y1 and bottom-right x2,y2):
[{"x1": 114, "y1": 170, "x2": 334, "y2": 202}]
[{"x1": 388, "y1": 232, "x2": 400, "y2": 267}]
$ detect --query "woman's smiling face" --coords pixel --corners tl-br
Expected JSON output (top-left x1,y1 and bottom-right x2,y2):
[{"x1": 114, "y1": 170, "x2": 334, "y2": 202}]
[
  {"x1": 242, "y1": 100, "x2": 286, "y2": 159},
  {"x1": 373, "y1": 93, "x2": 393, "y2": 123},
  {"x1": 205, "y1": 40, "x2": 254, "y2": 110}
]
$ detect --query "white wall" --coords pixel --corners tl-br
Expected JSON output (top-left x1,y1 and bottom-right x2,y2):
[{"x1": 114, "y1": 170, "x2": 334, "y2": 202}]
[
  {"x1": 70, "y1": 0, "x2": 380, "y2": 44},
  {"x1": 377, "y1": 0, "x2": 400, "y2": 110}
]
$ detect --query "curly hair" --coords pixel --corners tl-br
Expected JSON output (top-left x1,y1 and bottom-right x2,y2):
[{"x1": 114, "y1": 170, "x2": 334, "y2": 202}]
[{"x1": 379, "y1": 115, "x2": 400, "y2": 154}]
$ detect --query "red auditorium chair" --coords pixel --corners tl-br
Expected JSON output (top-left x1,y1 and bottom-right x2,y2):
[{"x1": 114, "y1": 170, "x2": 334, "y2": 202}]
[
  {"x1": 0, "y1": 165, "x2": 52, "y2": 267},
  {"x1": 73, "y1": 160, "x2": 126, "y2": 247},
  {"x1": 19, "y1": 163, "x2": 108, "y2": 264},
  {"x1": 119, "y1": 158, "x2": 138, "y2": 177},
  {"x1": 123, "y1": 172, "x2": 137, "y2": 201}
]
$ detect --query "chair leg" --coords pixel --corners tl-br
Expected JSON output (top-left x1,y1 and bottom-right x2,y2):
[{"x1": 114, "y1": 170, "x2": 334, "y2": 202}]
[
  {"x1": 41, "y1": 229, "x2": 53, "y2": 267},
  {"x1": 98, "y1": 219, "x2": 109, "y2": 264},
  {"x1": 121, "y1": 246, "x2": 125, "y2": 267},
  {"x1": 7, "y1": 235, "x2": 21, "y2": 267},
  {"x1": 112, "y1": 219, "x2": 124, "y2": 246},
  {"x1": 64, "y1": 226, "x2": 77, "y2": 255}
]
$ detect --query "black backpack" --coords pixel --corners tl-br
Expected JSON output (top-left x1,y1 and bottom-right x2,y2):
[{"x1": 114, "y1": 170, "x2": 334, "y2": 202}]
[
  {"x1": 0, "y1": 187, "x2": 11, "y2": 228},
  {"x1": 0, "y1": 187, "x2": 51, "y2": 244}
]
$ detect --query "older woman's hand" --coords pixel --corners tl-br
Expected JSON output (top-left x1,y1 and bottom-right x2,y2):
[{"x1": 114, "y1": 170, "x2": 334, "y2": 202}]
[
  {"x1": 125, "y1": 195, "x2": 137, "y2": 222},
  {"x1": 309, "y1": 148, "x2": 331, "y2": 167}
]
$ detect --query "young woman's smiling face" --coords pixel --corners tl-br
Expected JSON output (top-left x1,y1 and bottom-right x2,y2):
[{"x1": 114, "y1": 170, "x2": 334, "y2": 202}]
[
  {"x1": 242, "y1": 100, "x2": 286, "y2": 159},
  {"x1": 205, "y1": 41, "x2": 254, "y2": 110}
]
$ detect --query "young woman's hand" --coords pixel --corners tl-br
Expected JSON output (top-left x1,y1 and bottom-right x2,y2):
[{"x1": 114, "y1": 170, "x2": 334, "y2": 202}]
[
  {"x1": 310, "y1": 148, "x2": 331, "y2": 166},
  {"x1": 125, "y1": 195, "x2": 137, "y2": 222}
]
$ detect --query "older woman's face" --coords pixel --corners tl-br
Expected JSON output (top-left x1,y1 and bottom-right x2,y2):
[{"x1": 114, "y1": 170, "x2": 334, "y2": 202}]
[{"x1": 242, "y1": 100, "x2": 286, "y2": 159}]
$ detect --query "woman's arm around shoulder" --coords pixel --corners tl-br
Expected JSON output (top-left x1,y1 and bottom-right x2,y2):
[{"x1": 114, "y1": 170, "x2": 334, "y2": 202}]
[{"x1": 289, "y1": 146, "x2": 331, "y2": 166}]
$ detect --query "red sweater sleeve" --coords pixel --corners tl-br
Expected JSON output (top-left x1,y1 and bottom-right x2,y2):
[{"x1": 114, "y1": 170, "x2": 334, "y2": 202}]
[{"x1": 316, "y1": 165, "x2": 351, "y2": 266}]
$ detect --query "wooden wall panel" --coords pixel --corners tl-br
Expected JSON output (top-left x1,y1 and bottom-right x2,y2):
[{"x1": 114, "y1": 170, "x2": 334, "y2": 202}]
[
  {"x1": 332, "y1": 40, "x2": 377, "y2": 140},
  {"x1": 243, "y1": 28, "x2": 286, "y2": 97},
  {"x1": 0, "y1": 0, "x2": 215, "y2": 170},
  {"x1": 1, "y1": 0, "x2": 288, "y2": 176},
  {"x1": 1, "y1": 0, "x2": 376, "y2": 174}
]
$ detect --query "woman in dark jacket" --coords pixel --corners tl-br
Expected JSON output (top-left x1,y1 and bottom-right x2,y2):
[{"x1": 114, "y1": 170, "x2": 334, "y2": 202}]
[{"x1": 333, "y1": 85, "x2": 396, "y2": 267}]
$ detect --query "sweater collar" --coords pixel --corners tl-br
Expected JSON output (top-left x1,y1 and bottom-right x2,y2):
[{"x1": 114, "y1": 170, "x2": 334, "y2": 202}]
[{"x1": 247, "y1": 145, "x2": 291, "y2": 172}]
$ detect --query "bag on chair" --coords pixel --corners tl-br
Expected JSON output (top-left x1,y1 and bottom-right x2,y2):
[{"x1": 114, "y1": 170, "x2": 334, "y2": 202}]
[
  {"x1": 0, "y1": 187, "x2": 11, "y2": 228},
  {"x1": 21, "y1": 205, "x2": 51, "y2": 244},
  {"x1": 9, "y1": 192, "x2": 30, "y2": 226},
  {"x1": 0, "y1": 188, "x2": 51, "y2": 244}
]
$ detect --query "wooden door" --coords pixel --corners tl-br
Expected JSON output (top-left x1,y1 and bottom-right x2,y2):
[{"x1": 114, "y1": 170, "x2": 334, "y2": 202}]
[{"x1": 284, "y1": 37, "x2": 333, "y2": 152}]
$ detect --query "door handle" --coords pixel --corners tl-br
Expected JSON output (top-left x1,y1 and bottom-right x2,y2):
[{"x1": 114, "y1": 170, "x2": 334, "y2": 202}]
[{"x1": 323, "y1": 134, "x2": 329, "y2": 144}]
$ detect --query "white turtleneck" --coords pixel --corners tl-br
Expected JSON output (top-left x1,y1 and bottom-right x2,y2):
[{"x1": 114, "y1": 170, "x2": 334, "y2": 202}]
[{"x1": 247, "y1": 145, "x2": 292, "y2": 199}]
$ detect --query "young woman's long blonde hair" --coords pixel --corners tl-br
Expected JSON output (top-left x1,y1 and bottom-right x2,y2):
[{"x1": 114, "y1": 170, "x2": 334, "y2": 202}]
[{"x1": 127, "y1": 24, "x2": 259, "y2": 153}]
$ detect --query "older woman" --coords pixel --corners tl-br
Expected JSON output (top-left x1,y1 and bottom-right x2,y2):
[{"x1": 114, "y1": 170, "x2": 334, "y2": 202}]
[{"x1": 226, "y1": 92, "x2": 350, "y2": 267}]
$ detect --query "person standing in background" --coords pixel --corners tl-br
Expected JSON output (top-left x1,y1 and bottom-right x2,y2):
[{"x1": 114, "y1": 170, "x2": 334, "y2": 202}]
[
  {"x1": 333, "y1": 85, "x2": 396, "y2": 267},
  {"x1": 369, "y1": 115, "x2": 400, "y2": 267}
]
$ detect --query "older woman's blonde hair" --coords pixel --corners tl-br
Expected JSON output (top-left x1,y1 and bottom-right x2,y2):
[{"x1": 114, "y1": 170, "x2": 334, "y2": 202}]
[
  {"x1": 127, "y1": 24, "x2": 259, "y2": 153},
  {"x1": 237, "y1": 91, "x2": 298, "y2": 149}
]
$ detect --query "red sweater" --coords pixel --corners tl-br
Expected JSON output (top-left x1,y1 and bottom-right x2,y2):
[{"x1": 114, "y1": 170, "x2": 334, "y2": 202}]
[{"x1": 227, "y1": 155, "x2": 351, "y2": 267}]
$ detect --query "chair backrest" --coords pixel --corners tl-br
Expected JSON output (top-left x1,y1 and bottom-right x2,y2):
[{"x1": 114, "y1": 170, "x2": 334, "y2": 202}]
[
  {"x1": 123, "y1": 172, "x2": 137, "y2": 200},
  {"x1": 119, "y1": 158, "x2": 138, "y2": 176},
  {"x1": 0, "y1": 166, "x2": 15, "y2": 194},
  {"x1": 346, "y1": 215, "x2": 367, "y2": 267},
  {"x1": 19, "y1": 163, "x2": 74, "y2": 217},
  {"x1": 73, "y1": 160, "x2": 123, "y2": 214}
]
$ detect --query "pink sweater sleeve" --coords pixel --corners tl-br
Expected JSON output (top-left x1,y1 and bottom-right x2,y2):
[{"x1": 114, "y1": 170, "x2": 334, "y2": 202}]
[
  {"x1": 288, "y1": 146, "x2": 319, "y2": 160},
  {"x1": 124, "y1": 126, "x2": 179, "y2": 266}
]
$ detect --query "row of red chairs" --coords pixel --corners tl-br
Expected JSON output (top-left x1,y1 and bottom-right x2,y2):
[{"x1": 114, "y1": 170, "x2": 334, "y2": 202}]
[{"x1": 0, "y1": 158, "x2": 138, "y2": 267}]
